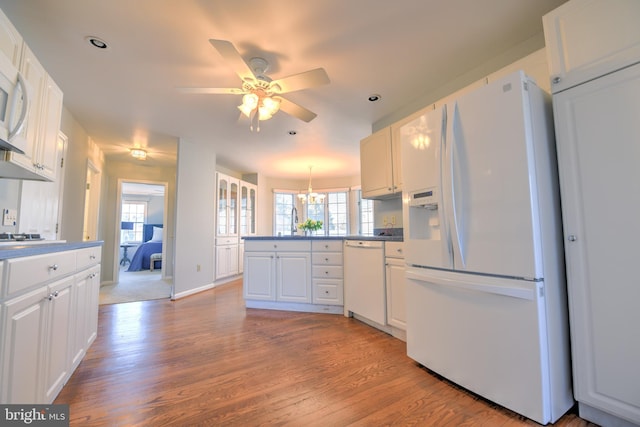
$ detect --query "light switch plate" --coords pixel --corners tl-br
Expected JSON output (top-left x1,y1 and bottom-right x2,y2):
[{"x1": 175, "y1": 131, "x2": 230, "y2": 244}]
[{"x1": 3, "y1": 208, "x2": 17, "y2": 226}]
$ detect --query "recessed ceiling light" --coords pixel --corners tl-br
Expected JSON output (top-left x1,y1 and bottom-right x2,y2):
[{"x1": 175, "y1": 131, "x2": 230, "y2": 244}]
[
  {"x1": 368, "y1": 94, "x2": 382, "y2": 102},
  {"x1": 288, "y1": 130, "x2": 297, "y2": 135},
  {"x1": 85, "y1": 36, "x2": 109, "y2": 50}
]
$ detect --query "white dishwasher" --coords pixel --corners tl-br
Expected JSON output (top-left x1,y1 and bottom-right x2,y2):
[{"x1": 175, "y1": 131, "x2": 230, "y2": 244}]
[{"x1": 343, "y1": 239, "x2": 386, "y2": 325}]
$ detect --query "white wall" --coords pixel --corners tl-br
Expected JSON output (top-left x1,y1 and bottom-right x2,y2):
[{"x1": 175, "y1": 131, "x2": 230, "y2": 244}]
[
  {"x1": 59, "y1": 107, "x2": 106, "y2": 243},
  {"x1": 173, "y1": 138, "x2": 216, "y2": 299}
]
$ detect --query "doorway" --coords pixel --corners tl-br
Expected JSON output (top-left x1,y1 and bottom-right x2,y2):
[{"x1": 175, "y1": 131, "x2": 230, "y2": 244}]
[{"x1": 100, "y1": 179, "x2": 172, "y2": 304}]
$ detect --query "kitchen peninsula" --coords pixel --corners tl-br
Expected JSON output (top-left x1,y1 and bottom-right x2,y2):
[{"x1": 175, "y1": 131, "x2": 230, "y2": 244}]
[
  {"x1": 242, "y1": 234, "x2": 405, "y2": 339},
  {"x1": 0, "y1": 241, "x2": 103, "y2": 404}
]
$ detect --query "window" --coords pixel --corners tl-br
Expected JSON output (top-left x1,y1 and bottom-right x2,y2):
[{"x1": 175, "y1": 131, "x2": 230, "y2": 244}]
[
  {"x1": 305, "y1": 190, "x2": 349, "y2": 236},
  {"x1": 121, "y1": 202, "x2": 146, "y2": 242},
  {"x1": 358, "y1": 190, "x2": 374, "y2": 236},
  {"x1": 273, "y1": 192, "x2": 295, "y2": 236}
]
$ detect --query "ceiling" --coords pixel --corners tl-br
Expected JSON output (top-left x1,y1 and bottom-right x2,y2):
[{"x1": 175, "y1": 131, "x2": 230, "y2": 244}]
[{"x1": 0, "y1": 0, "x2": 567, "y2": 179}]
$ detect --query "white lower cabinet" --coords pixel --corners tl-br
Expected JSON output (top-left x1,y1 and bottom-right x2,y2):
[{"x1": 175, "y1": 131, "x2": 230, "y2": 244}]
[
  {"x1": 42, "y1": 275, "x2": 74, "y2": 403},
  {"x1": 312, "y1": 240, "x2": 343, "y2": 305},
  {"x1": 1, "y1": 286, "x2": 48, "y2": 403},
  {"x1": 71, "y1": 264, "x2": 100, "y2": 370},
  {"x1": 385, "y1": 242, "x2": 406, "y2": 331},
  {"x1": 215, "y1": 242, "x2": 239, "y2": 280},
  {"x1": 244, "y1": 239, "x2": 343, "y2": 313},
  {"x1": 244, "y1": 240, "x2": 311, "y2": 303},
  {"x1": 0, "y1": 244, "x2": 102, "y2": 404}
]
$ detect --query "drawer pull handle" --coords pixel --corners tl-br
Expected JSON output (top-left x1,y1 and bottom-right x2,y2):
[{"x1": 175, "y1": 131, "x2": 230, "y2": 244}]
[
  {"x1": 45, "y1": 290, "x2": 60, "y2": 301},
  {"x1": 325, "y1": 257, "x2": 329, "y2": 262},
  {"x1": 325, "y1": 271, "x2": 329, "y2": 275},
  {"x1": 49, "y1": 264, "x2": 59, "y2": 271},
  {"x1": 90, "y1": 255, "x2": 96, "y2": 259}
]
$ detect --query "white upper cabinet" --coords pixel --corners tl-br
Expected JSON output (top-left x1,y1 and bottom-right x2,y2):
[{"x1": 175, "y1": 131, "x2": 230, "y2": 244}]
[
  {"x1": 543, "y1": 0, "x2": 640, "y2": 93},
  {"x1": 360, "y1": 126, "x2": 402, "y2": 199},
  {"x1": 0, "y1": 8, "x2": 22, "y2": 66},
  {"x1": 0, "y1": 12, "x2": 63, "y2": 181}
]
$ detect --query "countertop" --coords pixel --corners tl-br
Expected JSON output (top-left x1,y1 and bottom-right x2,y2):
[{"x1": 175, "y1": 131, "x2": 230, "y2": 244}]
[
  {"x1": 242, "y1": 235, "x2": 403, "y2": 242},
  {"x1": 0, "y1": 240, "x2": 104, "y2": 260}
]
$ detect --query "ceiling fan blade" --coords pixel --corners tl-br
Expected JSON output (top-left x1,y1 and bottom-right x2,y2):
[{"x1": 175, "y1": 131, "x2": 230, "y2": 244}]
[
  {"x1": 209, "y1": 39, "x2": 256, "y2": 84},
  {"x1": 269, "y1": 68, "x2": 330, "y2": 94},
  {"x1": 177, "y1": 87, "x2": 245, "y2": 95},
  {"x1": 277, "y1": 97, "x2": 317, "y2": 122}
]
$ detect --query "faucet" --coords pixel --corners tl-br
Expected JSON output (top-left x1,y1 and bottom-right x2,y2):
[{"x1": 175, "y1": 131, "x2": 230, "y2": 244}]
[{"x1": 291, "y1": 206, "x2": 298, "y2": 235}]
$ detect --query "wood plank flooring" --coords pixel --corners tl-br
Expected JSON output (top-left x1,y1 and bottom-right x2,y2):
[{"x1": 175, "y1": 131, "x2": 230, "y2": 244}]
[{"x1": 56, "y1": 279, "x2": 595, "y2": 426}]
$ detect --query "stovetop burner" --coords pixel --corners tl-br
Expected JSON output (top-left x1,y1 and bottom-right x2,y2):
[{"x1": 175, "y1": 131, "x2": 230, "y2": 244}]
[{"x1": 0, "y1": 233, "x2": 44, "y2": 242}]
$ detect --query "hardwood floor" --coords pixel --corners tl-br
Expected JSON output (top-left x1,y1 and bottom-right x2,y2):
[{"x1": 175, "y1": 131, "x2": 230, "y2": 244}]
[{"x1": 56, "y1": 279, "x2": 594, "y2": 426}]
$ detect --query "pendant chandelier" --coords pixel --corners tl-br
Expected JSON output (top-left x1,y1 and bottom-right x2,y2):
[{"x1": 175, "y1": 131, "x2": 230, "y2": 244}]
[{"x1": 298, "y1": 166, "x2": 325, "y2": 204}]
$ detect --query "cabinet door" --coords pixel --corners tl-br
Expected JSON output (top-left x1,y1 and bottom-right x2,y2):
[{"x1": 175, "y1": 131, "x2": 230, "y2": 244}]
[
  {"x1": 543, "y1": 0, "x2": 640, "y2": 93},
  {"x1": 217, "y1": 174, "x2": 229, "y2": 236},
  {"x1": 36, "y1": 76, "x2": 63, "y2": 180},
  {"x1": 276, "y1": 252, "x2": 311, "y2": 303},
  {"x1": 14, "y1": 45, "x2": 46, "y2": 172},
  {"x1": 360, "y1": 127, "x2": 394, "y2": 198},
  {"x1": 0, "y1": 8, "x2": 23, "y2": 66},
  {"x1": 229, "y1": 180, "x2": 238, "y2": 236},
  {"x1": 71, "y1": 270, "x2": 90, "y2": 369},
  {"x1": 215, "y1": 244, "x2": 239, "y2": 280},
  {"x1": 553, "y1": 63, "x2": 640, "y2": 424},
  {"x1": 0, "y1": 286, "x2": 48, "y2": 404},
  {"x1": 85, "y1": 265, "x2": 101, "y2": 348},
  {"x1": 43, "y1": 276, "x2": 74, "y2": 403},
  {"x1": 71, "y1": 264, "x2": 100, "y2": 368},
  {"x1": 385, "y1": 257, "x2": 406, "y2": 330},
  {"x1": 244, "y1": 252, "x2": 276, "y2": 301}
]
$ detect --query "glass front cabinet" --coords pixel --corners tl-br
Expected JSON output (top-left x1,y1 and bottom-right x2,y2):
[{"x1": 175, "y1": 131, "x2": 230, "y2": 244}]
[{"x1": 215, "y1": 172, "x2": 257, "y2": 280}]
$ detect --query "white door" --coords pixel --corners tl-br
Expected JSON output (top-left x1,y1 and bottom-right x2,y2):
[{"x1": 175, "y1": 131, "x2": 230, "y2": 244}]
[
  {"x1": 446, "y1": 72, "x2": 540, "y2": 279},
  {"x1": 554, "y1": 62, "x2": 640, "y2": 424}
]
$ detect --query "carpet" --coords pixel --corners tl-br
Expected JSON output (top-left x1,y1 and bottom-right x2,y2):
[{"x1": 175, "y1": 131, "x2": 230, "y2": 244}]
[{"x1": 100, "y1": 269, "x2": 172, "y2": 305}]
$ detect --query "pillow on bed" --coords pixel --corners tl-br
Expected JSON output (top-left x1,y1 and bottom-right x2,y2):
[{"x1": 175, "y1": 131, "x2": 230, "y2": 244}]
[{"x1": 150, "y1": 226, "x2": 163, "y2": 242}]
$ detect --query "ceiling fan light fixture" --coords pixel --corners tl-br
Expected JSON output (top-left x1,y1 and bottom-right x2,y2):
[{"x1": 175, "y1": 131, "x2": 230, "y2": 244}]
[{"x1": 130, "y1": 148, "x2": 147, "y2": 160}]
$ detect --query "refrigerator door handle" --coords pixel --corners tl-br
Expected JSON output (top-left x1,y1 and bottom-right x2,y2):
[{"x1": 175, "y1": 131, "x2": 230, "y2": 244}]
[
  {"x1": 448, "y1": 102, "x2": 466, "y2": 268},
  {"x1": 406, "y1": 270, "x2": 535, "y2": 300},
  {"x1": 439, "y1": 104, "x2": 454, "y2": 265}
]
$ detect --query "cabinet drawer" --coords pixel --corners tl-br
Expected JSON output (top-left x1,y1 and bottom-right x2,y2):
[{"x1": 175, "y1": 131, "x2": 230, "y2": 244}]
[
  {"x1": 216, "y1": 237, "x2": 238, "y2": 246},
  {"x1": 6, "y1": 250, "x2": 76, "y2": 296},
  {"x1": 312, "y1": 252, "x2": 343, "y2": 266},
  {"x1": 385, "y1": 241, "x2": 404, "y2": 259},
  {"x1": 245, "y1": 240, "x2": 311, "y2": 252},
  {"x1": 311, "y1": 240, "x2": 343, "y2": 252},
  {"x1": 313, "y1": 279, "x2": 344, "y2": 305},
  {"x1": 76, "y1": 246, "x2": 102, "y2": 270},
  {"x1": 312, "y1": 265, "x2": 343, "y2": 279}
]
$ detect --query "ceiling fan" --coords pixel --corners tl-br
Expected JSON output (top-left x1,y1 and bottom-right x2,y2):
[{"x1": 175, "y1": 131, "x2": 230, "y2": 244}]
[{"x1": 179, "y1": 39, "x2": 330, "y2": 131}]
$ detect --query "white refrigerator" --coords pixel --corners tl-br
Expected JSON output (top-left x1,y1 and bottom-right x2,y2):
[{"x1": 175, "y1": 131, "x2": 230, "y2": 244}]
[{"x1": 400, "y1": 71, "x2": 573, "y2": 424}]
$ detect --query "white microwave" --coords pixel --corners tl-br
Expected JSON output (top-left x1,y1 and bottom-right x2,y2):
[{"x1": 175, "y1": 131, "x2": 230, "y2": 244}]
[{"x1": 0, "y1": 52, "x2": 29, "y2": 154}]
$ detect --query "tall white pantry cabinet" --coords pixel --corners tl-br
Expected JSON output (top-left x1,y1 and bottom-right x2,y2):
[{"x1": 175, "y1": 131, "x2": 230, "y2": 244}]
[
  {"x1": 215, "y1": 172, "x2": 257, "y2": 281},
  {"x1": 543, "y1": 1, "x2": 640, "y2": 426}
]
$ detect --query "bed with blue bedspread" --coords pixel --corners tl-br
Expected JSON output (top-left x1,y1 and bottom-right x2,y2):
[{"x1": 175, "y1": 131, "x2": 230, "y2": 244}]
[{"x1": 127, "y1": 224, "x2": 163, "y2": 271}]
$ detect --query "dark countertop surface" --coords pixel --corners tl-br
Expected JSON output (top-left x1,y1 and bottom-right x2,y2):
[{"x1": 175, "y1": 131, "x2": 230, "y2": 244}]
[
  {"x1": 0, "y1": 241, "x2": 103, "y2": 260},
  {"x1": 242, "y1": 235, "x2": 403, "y2": 242}
]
